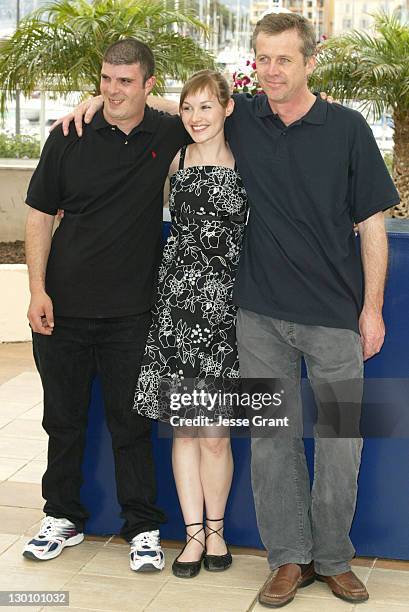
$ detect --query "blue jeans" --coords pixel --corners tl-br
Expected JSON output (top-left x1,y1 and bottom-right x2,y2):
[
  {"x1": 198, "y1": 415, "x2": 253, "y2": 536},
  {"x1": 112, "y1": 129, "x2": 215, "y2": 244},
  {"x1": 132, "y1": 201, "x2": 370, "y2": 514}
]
[{"x1": 236, "y1": 308, "x2": 363, "y2": 575}]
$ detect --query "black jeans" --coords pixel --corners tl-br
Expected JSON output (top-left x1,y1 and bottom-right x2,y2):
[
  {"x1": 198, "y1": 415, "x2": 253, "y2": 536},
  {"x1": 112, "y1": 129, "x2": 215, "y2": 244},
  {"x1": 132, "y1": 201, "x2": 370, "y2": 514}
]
[{"x1": 32, "y1": 313, "x2": 166, "y2": 541}]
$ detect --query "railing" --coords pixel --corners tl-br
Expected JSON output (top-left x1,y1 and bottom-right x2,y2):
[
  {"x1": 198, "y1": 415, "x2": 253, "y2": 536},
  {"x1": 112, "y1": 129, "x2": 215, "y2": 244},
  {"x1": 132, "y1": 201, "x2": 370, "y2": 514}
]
[{"x1": 0, "y1": 90, "x2": 395, "y2": 155}]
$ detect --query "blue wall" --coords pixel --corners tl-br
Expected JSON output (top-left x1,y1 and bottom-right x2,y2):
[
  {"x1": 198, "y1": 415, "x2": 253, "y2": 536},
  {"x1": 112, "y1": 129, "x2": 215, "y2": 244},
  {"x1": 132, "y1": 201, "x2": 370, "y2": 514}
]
[{"x1": 81, "y1": 222, "x2": 409, "y2": 559}]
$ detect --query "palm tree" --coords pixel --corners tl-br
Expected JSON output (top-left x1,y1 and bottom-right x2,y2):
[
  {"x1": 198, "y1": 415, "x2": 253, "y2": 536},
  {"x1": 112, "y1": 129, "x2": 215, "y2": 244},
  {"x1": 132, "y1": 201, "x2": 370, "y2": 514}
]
[
  {"x1": 0, "y1": 0, "x2": 214, "y2": 112},
  {"x1": 310, "y1": 12, "x2": 409, "y2": 218}
]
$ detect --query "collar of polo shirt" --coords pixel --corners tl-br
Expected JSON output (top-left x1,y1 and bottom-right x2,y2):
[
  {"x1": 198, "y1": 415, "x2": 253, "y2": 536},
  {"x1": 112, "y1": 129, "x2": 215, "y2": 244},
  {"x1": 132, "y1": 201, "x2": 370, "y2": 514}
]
[
  {"x1": 254, "y1": 93, "x2": 327, "y2": 126},
  {"x1": 91, "y1": 107, "x2": 156, "y2": 135}
]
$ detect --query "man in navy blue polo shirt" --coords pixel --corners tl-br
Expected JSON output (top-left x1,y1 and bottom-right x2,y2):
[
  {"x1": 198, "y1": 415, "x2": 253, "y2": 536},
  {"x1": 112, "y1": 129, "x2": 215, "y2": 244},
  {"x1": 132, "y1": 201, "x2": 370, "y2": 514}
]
[{"x1": 226, "y1": 13, "x2": 399, "y2": 608}]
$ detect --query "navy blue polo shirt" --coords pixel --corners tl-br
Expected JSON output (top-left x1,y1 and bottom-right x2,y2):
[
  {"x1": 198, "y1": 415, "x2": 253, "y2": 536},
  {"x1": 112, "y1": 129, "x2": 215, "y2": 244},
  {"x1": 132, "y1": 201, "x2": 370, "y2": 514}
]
[
  {"x1": 225, "y1": 94, "x2": 399, "y2": 332},
  {"x1": 26, "y1": 108, "x2": 188, "y2": 318}
]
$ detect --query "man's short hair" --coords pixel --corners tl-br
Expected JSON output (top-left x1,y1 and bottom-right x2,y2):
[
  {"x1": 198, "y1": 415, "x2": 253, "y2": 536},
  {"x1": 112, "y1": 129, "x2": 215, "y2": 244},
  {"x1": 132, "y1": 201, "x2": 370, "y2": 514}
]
[
  {"x1": 103, "y1": 39, "x2": 155, "y2": 83},
  {"x1": 252, "y1": 12, "x2": 316, "y2": 62}
]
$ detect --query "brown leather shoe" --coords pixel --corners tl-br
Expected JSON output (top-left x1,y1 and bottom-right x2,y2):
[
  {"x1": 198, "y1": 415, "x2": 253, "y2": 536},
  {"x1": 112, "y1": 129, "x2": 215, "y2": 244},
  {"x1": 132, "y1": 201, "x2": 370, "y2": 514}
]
[
  {"x1": 316, "y1": 570, "x2": 369, "y2": 603},
  {"x1": 258, "y1": 562, "x2": 315, "y2": 608}
]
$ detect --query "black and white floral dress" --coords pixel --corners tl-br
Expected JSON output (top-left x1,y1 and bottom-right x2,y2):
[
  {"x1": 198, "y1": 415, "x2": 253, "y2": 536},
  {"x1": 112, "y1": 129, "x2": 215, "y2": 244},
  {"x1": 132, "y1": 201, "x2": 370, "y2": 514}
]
[{"x1": 132, "y1": 145, "x2": 248, "y2": 421}]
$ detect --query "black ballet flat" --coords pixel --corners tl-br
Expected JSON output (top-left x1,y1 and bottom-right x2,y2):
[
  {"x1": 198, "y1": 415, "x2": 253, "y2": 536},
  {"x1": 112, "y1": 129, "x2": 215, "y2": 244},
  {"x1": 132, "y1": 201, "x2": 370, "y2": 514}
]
[
  {"x1": 203, "y1": 517, "x2": 232, "y2": 572},
  {"x1": 172, "y1": 522, "x2": 205, "y2": 578}
]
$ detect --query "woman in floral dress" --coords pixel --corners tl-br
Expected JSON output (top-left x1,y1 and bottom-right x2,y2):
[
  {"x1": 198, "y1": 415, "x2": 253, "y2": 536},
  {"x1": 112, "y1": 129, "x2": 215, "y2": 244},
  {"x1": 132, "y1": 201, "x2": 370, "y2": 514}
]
[{"x1": 133, "y1": 70, "x2": 248, "y2": 578}]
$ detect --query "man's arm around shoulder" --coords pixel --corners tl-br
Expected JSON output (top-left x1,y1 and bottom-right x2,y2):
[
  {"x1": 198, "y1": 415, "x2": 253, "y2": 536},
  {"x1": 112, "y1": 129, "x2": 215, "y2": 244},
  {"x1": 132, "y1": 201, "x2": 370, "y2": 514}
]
[
  {"x1": 147, "y1": 95, "x2": 179, "y2": 115},
  {"x1": 25, "y1": 208, "x2": 55, "y2": 335}
]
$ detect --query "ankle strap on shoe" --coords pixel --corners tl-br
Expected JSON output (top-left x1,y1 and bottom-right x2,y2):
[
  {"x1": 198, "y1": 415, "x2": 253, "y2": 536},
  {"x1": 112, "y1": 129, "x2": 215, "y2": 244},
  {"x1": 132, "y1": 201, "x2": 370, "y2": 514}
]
[
  {"x1": 183, "y1": 522, "x2": 205, "y2": 551},
  {"x1": 205, "y1": 517, "x2": 225, "y2": 540}
]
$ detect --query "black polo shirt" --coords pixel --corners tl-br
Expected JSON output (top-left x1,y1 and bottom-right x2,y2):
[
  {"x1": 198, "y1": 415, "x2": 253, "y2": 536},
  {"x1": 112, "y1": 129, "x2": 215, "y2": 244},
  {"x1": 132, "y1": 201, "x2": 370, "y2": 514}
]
[
  {"x1": 226, "y1": 94, "x2": 399, "y2": 332},
  {"x1": 26, "y1": 108, "x2": 188, "y2": 318}
]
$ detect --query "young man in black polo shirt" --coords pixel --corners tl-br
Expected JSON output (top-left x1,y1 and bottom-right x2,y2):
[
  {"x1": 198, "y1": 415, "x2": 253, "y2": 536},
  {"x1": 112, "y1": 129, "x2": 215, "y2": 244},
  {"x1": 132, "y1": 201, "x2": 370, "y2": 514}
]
[
  {"x1": 228, "y1": 14, "x2": 399, "y2": 608},
  {"x1": 23, "y1": 39, "x2": 187, "y2": 571}
]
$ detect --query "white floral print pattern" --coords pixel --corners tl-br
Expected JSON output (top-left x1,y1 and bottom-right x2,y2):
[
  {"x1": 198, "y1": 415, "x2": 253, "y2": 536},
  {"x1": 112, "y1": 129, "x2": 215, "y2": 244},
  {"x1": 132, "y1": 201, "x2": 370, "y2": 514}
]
[{"x1": 133, "y1": 147, "x2": 248, "y2": 421}]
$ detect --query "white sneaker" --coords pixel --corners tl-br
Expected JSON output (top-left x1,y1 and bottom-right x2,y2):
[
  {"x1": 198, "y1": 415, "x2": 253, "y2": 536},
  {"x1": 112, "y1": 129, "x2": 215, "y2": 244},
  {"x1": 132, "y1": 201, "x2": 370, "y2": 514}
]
[
  {"x1": 129, "y1": 529, "x2": 165, "y2": 572},
  {"x1": 23, "y1": 516, "x2": 84, "y2": 561}
]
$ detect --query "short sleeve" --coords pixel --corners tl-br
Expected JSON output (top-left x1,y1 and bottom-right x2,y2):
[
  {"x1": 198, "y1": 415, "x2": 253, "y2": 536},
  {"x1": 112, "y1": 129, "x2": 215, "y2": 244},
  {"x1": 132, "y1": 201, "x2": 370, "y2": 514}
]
[
  {"x1": 154, "y1": 111, "x2": 192, "y2": 148},
  {"x1": 25, "y1": 128, "x2": 72, "y2": 216},
  {"x1": 349, "y1": 114, "x2": 399, "y2": 223}
]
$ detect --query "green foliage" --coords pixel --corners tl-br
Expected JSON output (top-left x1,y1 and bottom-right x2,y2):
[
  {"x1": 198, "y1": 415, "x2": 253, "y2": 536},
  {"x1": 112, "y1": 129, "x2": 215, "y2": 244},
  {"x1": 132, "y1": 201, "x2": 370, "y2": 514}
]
[
  {"x1": 0, "y1": 132, "x2": 40, "y2": 158},
  {"x1": 310, "y1": 11, "x2": 409, "y2": 120},
  {"x1": 383, "y1": 151, "x2": 393, "y2": 175},
  {"x1": 0, "y1": 0, "x2": 214, "y2": 114}
]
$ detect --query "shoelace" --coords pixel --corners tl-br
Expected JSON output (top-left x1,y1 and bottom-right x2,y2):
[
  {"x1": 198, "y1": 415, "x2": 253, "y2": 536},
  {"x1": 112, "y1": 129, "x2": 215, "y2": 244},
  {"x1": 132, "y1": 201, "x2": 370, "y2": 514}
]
[
  {"x1": 38, "y1": 516, "x2": 69, "y2": 538},
  {"x1": 38, "y1": 516, "x2": 59, "y2": 537},
  {"x1": 131, "y1": 531, "x2": 160, "y2": 550}
]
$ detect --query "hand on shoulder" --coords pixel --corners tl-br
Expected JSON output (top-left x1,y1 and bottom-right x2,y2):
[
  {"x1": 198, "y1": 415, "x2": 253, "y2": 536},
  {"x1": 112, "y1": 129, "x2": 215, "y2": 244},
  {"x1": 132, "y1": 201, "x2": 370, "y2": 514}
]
[{"x1": 49, "y1": 95, "x2": 104, "y2": 137}]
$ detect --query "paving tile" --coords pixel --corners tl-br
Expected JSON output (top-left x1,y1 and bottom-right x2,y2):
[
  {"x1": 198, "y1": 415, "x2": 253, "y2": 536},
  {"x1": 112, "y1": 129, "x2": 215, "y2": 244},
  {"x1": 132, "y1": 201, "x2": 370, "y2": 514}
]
[
  {"x1": 0, "y1": 437, "x2": 47, "y2": 459},
  {"x1": 62, "y1": 573, "x2": 165, "y2": 611},
  {"x1": 0, "y1": 532, "x2": 20, "y2": 554},
  {"x1": 252, "y1": 596, "x2": 354, "y2": 611},
  {"x1": 84, "y1": 534, "x2": 111, "y2": 543},
  {"x1": 24, "y1": 519, "x2": 43, "y2": 537},
  {"x1": 351, "y1": 603, "x2": 409, "y2": 611},
  {"x1": 351, "y1": 557, "x2": 376, "y2": 568},
  {"x1": 1, "y1": 371, "x2": 42, "y2": 390},
  {"x1": 34, "y1": 450, "x2": 48, "y2": 461},
  {"x1": 0, "y1": 388, "x2": 43, "y2": 410},
  {"x1": 0, "y1": 414, "x2": 15, "y2": 428},
  {"x1": 0, "y1": 566, "x2": 73, "y2": 591},
  {"x1": 0, "y1": 536, "x2": 104, "y2": 574},
  {"x1": 229, "y1": 544, "x2": 267, "y2": 558},
  {"x1": 0, "y1": 605, "x2": 41, "y2": 612},
  {"x1": 0, "y1": 400, "x2": 38, "y2": 418},
  {"x1": 374, "y1": 559, "x2": 409, "y2": 572},
  {"x1": 365, "y1": 568, "x2": 409, "y2": 605},
  {"x1": 0, "y1": 457, "x2": 28, "y2": 480},
  {"x1": 0, "y1": 481, "x2": 44, "y2": 508},
  {"x1": 9, "y1": 460, "x2": 47, "y2": 484},
  {"x1": 41, "y1": 609, "x2": 103, "y2": 612},
  {"x1": 145, "y1": 581, "x2": 258, "y2": 612},
  {"x1": 109, "y1": 535, "x2": 129, "y2": 545},
  {"x1": 19, "y1": 403, "x2": 44, "y2": 421},
  {"x1": 0, "y1": 419, "x2": 47, "y2": 440},
  {"x1": 0, "y1": 505, "x2": 43, "y2": 535}
]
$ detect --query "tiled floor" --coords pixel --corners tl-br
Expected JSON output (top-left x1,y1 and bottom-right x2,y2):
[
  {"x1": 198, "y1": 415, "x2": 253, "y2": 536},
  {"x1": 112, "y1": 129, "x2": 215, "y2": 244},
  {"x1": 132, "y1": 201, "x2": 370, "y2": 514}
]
[{"x1": 0, "y1": 342, "x2": 408, "y2": 611}]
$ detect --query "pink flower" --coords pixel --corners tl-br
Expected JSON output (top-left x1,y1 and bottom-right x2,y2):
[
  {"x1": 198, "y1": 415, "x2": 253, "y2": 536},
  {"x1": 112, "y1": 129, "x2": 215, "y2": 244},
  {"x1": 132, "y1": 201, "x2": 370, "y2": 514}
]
[{"x1": 232, "y1": 58, "x2": 263, "y2": 96}]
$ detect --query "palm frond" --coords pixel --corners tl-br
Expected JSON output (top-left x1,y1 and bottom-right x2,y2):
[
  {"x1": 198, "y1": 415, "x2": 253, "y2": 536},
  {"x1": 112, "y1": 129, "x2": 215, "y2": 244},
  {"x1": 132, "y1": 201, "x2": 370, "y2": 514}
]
[
  {"x1": 0, "y1": 0, "x2": 213, "y2": 112},
  {"x1": 311, "y1": 11, "x2": 409, "y2": 119}
]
